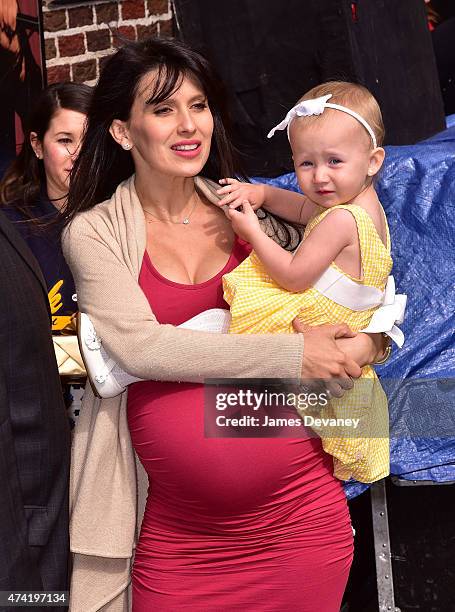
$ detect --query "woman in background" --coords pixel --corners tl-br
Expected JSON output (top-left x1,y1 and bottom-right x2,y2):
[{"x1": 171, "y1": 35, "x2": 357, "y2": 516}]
[{"x1": 0, "y1": 82, "x2": 92, "y2": 423}]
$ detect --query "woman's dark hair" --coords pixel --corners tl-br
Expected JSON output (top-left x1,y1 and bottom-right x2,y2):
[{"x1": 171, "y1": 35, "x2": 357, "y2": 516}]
[
  {"x1": 64, "y1": 37, "x2": 243, "y2": 224},
  {"x1": 0, "y1": 82, "x2": 92, "y2": 218},
  {"x1": 64, "y1": 37, "x2": 300, "y2": 247}
]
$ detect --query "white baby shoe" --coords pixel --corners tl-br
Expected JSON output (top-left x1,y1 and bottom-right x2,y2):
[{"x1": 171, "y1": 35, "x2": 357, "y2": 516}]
[
  {"x1": 77, "y1": 313, "x2": 132, "y2": 398},
  {"x1": 77, "y1": 309, "x2": 232, "y2": 398}
]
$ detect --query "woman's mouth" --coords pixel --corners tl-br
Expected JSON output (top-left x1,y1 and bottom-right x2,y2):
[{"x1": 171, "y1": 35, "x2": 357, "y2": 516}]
[{"x1": 171, "y1": 141, "x2": 202, "y2": 158}]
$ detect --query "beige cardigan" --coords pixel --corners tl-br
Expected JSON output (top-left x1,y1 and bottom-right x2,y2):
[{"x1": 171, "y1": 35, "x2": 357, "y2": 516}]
[{"x1": 62, "y1": 176, "x2": 304, "y2": 611}]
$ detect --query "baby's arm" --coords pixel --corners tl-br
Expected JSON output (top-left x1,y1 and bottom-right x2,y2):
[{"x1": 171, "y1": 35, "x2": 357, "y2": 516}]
[
  {"x1": 217, "y1": 178, "x2": 316, "y2": 225},
  {"x1": 229, "y1": 204, "x2": 356, "y2": 293},
  {"x1": 263, "y1": 185, "x2": 317, "y2": 225}
]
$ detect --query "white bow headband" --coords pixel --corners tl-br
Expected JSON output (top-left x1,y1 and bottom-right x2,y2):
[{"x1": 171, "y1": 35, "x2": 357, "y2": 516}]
[{"x1": 267, "y1": 94, "x2": 378, "y2": 149}]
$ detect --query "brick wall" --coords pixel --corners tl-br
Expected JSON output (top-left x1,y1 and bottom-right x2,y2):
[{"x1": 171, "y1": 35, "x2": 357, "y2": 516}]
[{"x1": 43, "y1": 0, "x2": 174, "y2": 85}]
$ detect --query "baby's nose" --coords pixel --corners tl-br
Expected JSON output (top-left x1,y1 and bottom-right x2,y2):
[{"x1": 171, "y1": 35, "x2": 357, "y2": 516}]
[{"x1": 313, "y1": 166, "x2": 328, "y2": 183}]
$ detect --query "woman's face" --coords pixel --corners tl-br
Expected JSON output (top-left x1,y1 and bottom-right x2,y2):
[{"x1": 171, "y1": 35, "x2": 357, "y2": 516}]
[
  {"x1": 116, "y1": 72, "x2": 214, "y2": 179},
  {"x1": 31, "y1": 108, "x2": 86, "y2": 203}
]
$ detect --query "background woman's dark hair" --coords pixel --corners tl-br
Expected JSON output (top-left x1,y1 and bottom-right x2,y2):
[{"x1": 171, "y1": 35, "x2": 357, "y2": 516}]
[
  {"x1": 0, "y1": 82, "x2": 93, "y2": 218},
  {"x1": 63, "y1": 37, "x2": 301, "y2": 249}
]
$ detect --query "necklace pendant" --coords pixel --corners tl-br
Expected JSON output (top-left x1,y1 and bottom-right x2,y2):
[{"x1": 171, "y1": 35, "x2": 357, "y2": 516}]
[{"x1": 182, "y1": 217, "x2": 190, "y2": 225}]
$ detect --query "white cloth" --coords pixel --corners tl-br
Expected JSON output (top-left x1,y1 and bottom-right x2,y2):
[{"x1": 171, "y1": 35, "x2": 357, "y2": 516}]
[
  {"x1": 312, "y1": 266, "x2": 384, "y2": 311},
  {"x1": 361, "y1": 276, "x2": 407, "y2": 347},
  {"x1": 313, "y1": 269, "x2": 406, "y2": 347}
]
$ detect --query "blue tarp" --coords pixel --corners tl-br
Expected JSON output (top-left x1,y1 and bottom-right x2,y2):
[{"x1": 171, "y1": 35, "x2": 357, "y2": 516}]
[{"x1": 255, "y1": 117, "x2": 455, "y2": 497}]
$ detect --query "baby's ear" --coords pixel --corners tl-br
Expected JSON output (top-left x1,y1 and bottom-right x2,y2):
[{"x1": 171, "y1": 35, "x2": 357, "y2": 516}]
[{"x1": 367, "y1": 147, "x2": 385, "y2": 177}]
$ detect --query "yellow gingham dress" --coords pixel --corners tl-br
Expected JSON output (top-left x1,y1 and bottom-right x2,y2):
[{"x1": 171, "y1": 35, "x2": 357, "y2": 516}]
[{"x1": 223, "y1": 204, "x2": 392, "y2": 483}]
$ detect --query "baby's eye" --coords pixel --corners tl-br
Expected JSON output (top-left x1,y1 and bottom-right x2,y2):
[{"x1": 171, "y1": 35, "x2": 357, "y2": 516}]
[
  {"x1": 329, "y1": 158, "x2": 342, "y2": 165},
  {"x1": 300, "y1": 161, "x2": 313, "y2": 167}
]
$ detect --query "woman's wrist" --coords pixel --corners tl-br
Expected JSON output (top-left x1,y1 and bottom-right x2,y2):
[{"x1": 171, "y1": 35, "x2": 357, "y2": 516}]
[{"x1": 336, "y1": 332, "x2": 386, "y2": 368}]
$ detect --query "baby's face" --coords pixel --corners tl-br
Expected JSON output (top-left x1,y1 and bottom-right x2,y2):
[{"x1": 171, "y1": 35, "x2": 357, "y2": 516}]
[{"x1": 290, "y1": 111, "x2": 373, "y2": 208}]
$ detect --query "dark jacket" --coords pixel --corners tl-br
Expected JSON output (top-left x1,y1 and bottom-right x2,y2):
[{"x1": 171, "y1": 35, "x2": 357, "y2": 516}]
[
  {"x1": 0, "y1": 210, "x2": 70, "y2": 607},
  {"x1": 3, "y1": 195, "x2": 77, "y2": 331}
]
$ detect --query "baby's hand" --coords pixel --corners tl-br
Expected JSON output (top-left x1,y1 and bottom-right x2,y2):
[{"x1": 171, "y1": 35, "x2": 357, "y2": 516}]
[
  {"x1": 227, "y1": 200, "x2": 261, "y2": 243},
  {"x1": 217, "y1": 178, "x2": 266, "y2": 211}
]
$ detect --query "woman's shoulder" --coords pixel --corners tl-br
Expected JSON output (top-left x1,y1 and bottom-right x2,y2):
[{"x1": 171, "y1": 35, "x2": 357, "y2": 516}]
[
  {"x1": 63, "y1": 176, "x2": 141, "y2": 254},
  {"x1": 63, "y1": 197, "x2": 120, "y2": 259},
  {"x1": 75, "y1": 198, "x2": 113, "y2": 222},
  {"x1": 64, "y1": 201, "x2": 110, "y2": 244},
  {"x1": 66, "y1": 176, "x2": 135, "y2": 233}
]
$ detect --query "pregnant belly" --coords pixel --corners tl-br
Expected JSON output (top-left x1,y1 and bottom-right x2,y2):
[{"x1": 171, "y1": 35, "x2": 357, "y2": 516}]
[{"x1": 127, "y1": 381, "x2": 345, "y2": 529}]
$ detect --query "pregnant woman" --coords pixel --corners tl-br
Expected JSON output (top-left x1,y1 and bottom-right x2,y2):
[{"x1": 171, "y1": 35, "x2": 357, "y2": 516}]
[{"x1": 62, "y1": 37, "x2": 386, "y2": 611}]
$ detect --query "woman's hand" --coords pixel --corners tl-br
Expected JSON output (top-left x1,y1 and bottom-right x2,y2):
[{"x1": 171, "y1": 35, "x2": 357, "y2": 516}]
[
  {"x1": 217, "y1": 178, "x2": 266, "y2": 211},
  {"x1": 226, "y1": 200, "x2": 262, "y2": 243},
  {"x1": 336, "y1": 332, "x2": 389, "y2": 368},
  {"x1": 293, "y1": 320, "x2": 361, "y2": 398}
]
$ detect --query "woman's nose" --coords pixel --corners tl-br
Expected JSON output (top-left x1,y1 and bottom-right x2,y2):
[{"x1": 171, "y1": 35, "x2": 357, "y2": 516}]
[{"x1": 177, "y1": 110, "x2": 196, "y2": 133}]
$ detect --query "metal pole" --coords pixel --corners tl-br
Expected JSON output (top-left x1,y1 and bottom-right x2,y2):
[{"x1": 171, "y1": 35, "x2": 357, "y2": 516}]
[{"x1": 370, "y1": 479, "x2": 401, "y2": 612}]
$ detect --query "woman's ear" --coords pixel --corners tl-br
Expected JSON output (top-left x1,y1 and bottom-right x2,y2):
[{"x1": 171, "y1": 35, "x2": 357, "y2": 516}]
[
  {"x1": 109, "y1": 119, "x2": 133, "y2": 150},
  {"x1": 367, "y1": 147, "x2": 385, "y2": 177},
  {"x1": 30, "y1": 132, "x2": 43, "y2": 160}
]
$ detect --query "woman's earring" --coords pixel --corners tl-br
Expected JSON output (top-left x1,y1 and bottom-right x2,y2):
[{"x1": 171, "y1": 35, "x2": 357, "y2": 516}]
[{"x1": 122, "y1": 142, "x2": 132, "y2": 150}]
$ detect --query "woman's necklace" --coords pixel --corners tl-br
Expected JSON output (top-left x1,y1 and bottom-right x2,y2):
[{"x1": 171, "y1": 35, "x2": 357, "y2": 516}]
[{"x1": 142, "y1": 195, "x2": 199, "y2": 226}]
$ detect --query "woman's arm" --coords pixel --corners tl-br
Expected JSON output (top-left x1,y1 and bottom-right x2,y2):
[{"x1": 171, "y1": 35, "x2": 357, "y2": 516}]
[{"x1": 63, "y1": 213, "x2": 361, "y2": 384}]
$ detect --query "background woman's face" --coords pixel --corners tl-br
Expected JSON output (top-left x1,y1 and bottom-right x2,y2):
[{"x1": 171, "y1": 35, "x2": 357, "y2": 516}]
[
  {"x1": 31, "y1": 108, "x2": 86, "y2": 201},
  {"x1": 125, "y1": 72, "x2": 214, "y2": 179}
]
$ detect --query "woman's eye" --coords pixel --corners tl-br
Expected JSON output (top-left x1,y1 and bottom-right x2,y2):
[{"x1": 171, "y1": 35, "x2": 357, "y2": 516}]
[
  {"x1": 58, "y1": 138, "x2": 72, "y2": 144},
  {"x1": 192, "y1": 102, "x2": 207, "y2": 110},
  {"x1": 154, "y1": 106, "x2": 172, "y2": 115}
]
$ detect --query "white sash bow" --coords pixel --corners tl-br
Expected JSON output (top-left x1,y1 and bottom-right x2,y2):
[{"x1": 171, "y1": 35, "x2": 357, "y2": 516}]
[
  {"x1": 360, "y1": 276, "x2": 407, "y2": 347},
  {"x1": 178, "y1": 272, "x2": 406, "y2": 348},
  {"x1": 313, "y1": 268, "x2": 406, "y2": 347}
]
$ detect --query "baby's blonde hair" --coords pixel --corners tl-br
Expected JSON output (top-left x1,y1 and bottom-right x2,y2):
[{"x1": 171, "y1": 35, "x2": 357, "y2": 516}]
[{"x1": 295, "y1": 81, "x2": 385, "y2": 147}]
